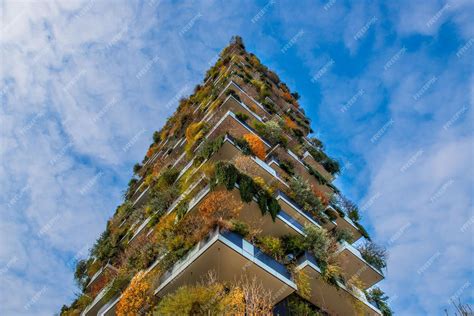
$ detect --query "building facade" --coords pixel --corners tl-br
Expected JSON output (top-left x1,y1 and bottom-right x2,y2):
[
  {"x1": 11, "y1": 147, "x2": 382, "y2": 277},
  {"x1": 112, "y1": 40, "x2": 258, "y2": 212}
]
[{"x1": 62, "y1": 37, "x2": 389, "y2": 316}]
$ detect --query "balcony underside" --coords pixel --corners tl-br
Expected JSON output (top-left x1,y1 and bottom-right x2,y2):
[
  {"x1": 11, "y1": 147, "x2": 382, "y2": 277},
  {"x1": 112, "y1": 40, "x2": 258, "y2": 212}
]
[
  {"x1": 155, "y1": 231, "x2": 296, "y2": 305},
  {"x1": 335, "y1": 215, "x2": 362, "y2": 241},
  {"x1": 298, "y1": 259, "x2": 381, "y2": 316},
  {"x1": 337, "y1": 245, "x2": 384, "y2": 289}
]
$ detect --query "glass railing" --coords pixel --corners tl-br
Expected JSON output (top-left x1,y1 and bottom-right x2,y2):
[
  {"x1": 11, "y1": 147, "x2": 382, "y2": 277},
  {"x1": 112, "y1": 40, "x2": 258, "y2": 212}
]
[
  {"x1": 221, "y1": 230, "x2": 292, "y2": 280},
  {"x1": 277, "y1": 209, "x2": 305, "y2": 233},
  {"x1": 276, "y1": 190, "x2": 321, "y2": 226}
]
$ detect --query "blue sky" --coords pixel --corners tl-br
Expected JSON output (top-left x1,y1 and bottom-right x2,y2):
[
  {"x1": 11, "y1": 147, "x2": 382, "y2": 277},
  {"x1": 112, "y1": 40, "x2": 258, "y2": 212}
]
[{"x1": 0, "y1": 0, "x2": 472, "y2": 315}]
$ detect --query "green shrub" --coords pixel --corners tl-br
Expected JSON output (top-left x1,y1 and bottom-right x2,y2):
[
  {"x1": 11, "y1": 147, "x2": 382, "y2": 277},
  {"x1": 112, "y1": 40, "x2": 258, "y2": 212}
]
[
  {"x1": 287, "y1": 295, "x2": 322, "y2": 316},
  {"x1": 324, "y1": 208, "x2": 338, "y2": 221},
  {"x1": 334, "y1": 227, "x2": 354, "y2": 243},
  {"x1": 323, "y1": 159, "x2": 340, "y2": 175},
  {"x1": 235, "y1": 112, "x2": 249, "y2": 122},
  {"x1": 261, "y1": 98, "x2": 276, "y2": 114},
  {"x1": 234, "y1": 137, "x2": 252, "y2": 156},
  {"x1": 303, "y1": 225, "x2": 331, "y2": 266},
  {"x1": 305, "y1": 163, "x2": 326, "y2": 185},
  {"x1": 289, "y1": 176, "x2": 323, "y2": 215},
  {"x1": 175, "y1": 200, "x2": 189, "y2": 220},
  {"x1": 91, "y1": 228, "x2": 118, "y2": 262},
  {"x1": 281, "y1": 234, "x2": 305, "y2": 257},
  {"x1": 256, "y1": 191, "x2": 279, "y2": 221},
  {"x1": 149, "y1": 184, "x2": 180, "y2": 214},
  {"x1": 253, "y1": 119, "x2": 286, "y2": 146},
  {"x1": 257, "y1": 235, "x2": 284, "y2": 260},
  {"x1": 230, "y1": 219, "x2": 250, "y2": 237},
  {"x1": 355, "y1": 222, "x2": 371, "y2": 240},
  {"x1": 153, "y1": 131, "x2": 160, "y2": 143},
  {"x1": 74, "y1": 259, "x2": 89, "y2": 291},
  {"x1": 103, "y1": 272, "x2": 131, "y2": 302},
  {"x1": 226, "y1": 89, "x2": 241, "y2": 102},
  {"x1": 194, "y1": 135, "x2": 224, "y2": 165},
  {"x1": 215, "y1": 161, "x2": 239, "y2": 190},
  {"x1": 305, "y1": 145, "x2": 340, "y2": 175},
  {"x1": 266, "y1": 70, "x2": 280, "y2": 85},
  {"x1": 133, "y1": 163, "x2": 142, "y2": 175},
  {"x1": 157, "y1": 168, "x2": 180, "y2": 187},
  {"x1": 279, "y1": 159, "x2": 295, "y2": 176}
]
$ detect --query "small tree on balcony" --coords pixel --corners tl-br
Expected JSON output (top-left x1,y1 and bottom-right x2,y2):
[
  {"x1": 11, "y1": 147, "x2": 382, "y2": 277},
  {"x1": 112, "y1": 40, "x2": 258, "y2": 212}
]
[
  {"x1": 73, "y1": 259, "x2": 89, "y2": 291},
  {"x1": 289, "y1": 176, "x2": 323, "y2": 216},
  {"x1": 243, "y1": 133, "x2": 266, "y2": 160},
  {"x1": 116, "y1": 271, "x2": 154, "y2": 316},
  {"x1": 303, "y1": 225, "x2": 331, "y2": 266},
  {"x1": 366, "y1": 287, "x2": 393, "y2": 316},
  {"x1": 358, "y1": 242, "x2": 387, "y2": 271},
  {"x1": 240, "y1": 275, "x2": 274, "y2": 316},
  {"x1": 133, "y1": 163, "x2": 142, "y2": 175},
  {"x1": 253, "y1": 119, "x2": 287, "y2": 147},
  {"x1": 198, "y1": 190, "x2": 243, "y2": 226}
]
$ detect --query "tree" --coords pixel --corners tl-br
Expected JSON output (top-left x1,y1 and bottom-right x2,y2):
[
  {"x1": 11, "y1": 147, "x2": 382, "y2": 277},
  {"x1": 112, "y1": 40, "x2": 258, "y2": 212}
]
[
  {"x1": 198, "y1": 190, "x2": 243, "y2": 225},
  {"x1": 184, "y1": 122, "x2": 209, "y2": 154},
  {"x1": 291, "y1": 92, "x2": 300, "y2": 100},
  {"x1": 240, "y1": 275, "x2": 274, "y2": 316},
  {"x1": 303, "y1": 225, "x2": 331, "y2": 265},
  {"x1": 289, "y1": 176, "x2": 322, "y2": 215},
  {"x1": 367, "y1": 287, "x2": 393, "y2": 316},
  {"x1": 243, "y1": 133, "x2": 266, "y2": 160},
  {"x1": 152, "y1": 131, "x2": 160, "y2": 143},
  {"x1": 153, "y1": 272, "x2": 245, "y2": 315},
  {"x1": 284, "y1": 115, "x2": 298, "y2": 130},
  {"x1": 74, "y1": 259, "x2": 89, "y2": 291},
  {"x1": 116, "y1": 271, "x2": 154, "y2": 316},
  {"x1": 253, "y1": 119, "x2": 286, "y2": 146},
  {"x1": 358, "y1": 242, "x2": 387, "y2": 271},
  {"x1": 133, "y1": 163, "x2": 142, "y2": 175}
]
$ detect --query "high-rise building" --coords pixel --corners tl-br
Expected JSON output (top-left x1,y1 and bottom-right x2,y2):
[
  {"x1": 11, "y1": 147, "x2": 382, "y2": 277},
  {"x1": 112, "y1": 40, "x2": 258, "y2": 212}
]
[{"x1": 62, "y1": 37, "x2": 389, "y2": 316}]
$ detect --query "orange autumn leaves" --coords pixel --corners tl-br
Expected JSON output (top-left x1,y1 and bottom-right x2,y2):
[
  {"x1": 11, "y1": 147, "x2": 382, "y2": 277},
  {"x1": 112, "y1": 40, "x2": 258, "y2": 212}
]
[
  {"x1": 116, "y1": 271, "x2": 153, "y2": 316},
  {"x1": 243, "y1": 133, "x2": 266, "y2": 160},
  {"x1": 198, "y1": 190, "x2": 243, "y2": 224}
]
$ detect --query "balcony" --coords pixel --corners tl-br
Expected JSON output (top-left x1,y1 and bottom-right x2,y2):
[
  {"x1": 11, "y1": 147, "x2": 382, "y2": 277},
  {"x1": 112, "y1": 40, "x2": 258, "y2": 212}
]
[
  {"x1": 219, "y1": 80, "x2": 271, "y2": 119},
  {"x1": 302, "y1": 151, "x2": 334, "y2": 182},
  {"x1": 326, "y1": 205, "x2": 363, "y2": 242},
  {"x1": 269, "y1": 146, "x2": 335, "y2": 197},
  {"x1": 85, "y1": 264, "x2": 118, "y2": 295},
  {"x1": 154, "y1": 229, "x2": 296, "y2": 304},
  {"x1": 296, "y1": 253, "x2": 382, "y2": 316},
  {"x1": 203, "y1": 135, "x2": 288, "y2": 193},
  {"x1": 275, "y1": 190, "x2": 322, "y2": 229},
  {"x1": 336, "y1": 241, "x2": 384, "y2": 289},
  {"x1": 186, "y1": 184, "x2": 304, "y2": 238},
  {"x1": 81, "y1": 282, "x2": 117, "y2": 316}
]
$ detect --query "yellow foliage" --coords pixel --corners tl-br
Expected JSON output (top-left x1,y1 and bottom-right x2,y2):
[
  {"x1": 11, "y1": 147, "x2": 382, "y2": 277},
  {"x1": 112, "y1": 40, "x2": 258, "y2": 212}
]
[
  {"x1": 153, "y1": 276, "x2": 245, "y2": 315},
  {"x1": 154, "y1": 213, "x2": 176, "y2": 241},
  {"x1": 322, "y1": 264, "x2": 342, "y2": 284},
  {"x1": 160, "y1": 129, "x2": 168, "y2": 142},
  {"x1": 185, "y1": 122, "x2": 208, "y2": 154},
  {"x1": 208, "y1": 98, "x2": 223, "y2": 112},
  {"x1": 116, "y1": 271, "x2": 153, "y2": 316},
  {"x1": 294, "y1": 270, "x2": 311, "y2": 300}
]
